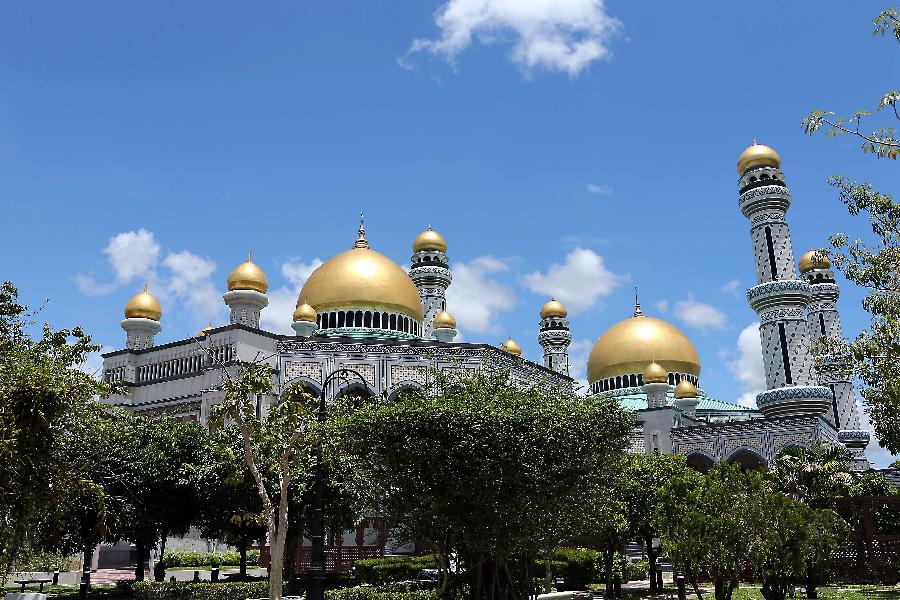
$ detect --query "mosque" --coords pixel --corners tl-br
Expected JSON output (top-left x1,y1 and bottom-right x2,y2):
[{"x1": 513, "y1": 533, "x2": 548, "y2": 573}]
[{"x1": 102, "y1": 142, "x2": 870, "y2": 476}]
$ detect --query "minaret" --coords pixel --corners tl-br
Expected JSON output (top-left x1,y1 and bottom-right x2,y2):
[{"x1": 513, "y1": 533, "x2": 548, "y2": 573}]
[
  {"x1": 409, "y1": 227, "x2": 452, "y2": 339},
  {"x1": 798, "y1": 250, "x2": 870, "y2": 469},
  {"x1": 121, "y1": 285, "x2": 162, "y2": 350},
  {"x1": 224, "y1": 252, "x2": 269, "y2": 329},
  {"x1": 642, "y1": 361, "x2": 669, "y2": 409},
  {"x1": 737, "y1": 143, "x2": 831, "y2": 418},
  {"x1": 538, "y1": 299, "x2": 571, "y2": 376}
]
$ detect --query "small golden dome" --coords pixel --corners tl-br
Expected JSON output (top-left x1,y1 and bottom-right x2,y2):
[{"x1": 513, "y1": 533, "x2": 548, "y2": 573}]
[
  {"x1": 227, "y1": 252, "x2": 269, "y2": 294},
  {"x1": 798, "y1": 249, "x2": 831, "y2": 273},
  {"x1": 293, "y1": 303, "x2": 317, "y2": 323},
  {"x1": 413, "y1": 227, "x2": 447, "y2": 253},
  {"x1": 642, "y1": 361, "x2": 669, "y2": 384},
  {"x1": 737, "y1": 142, "x2": 781, "y2": 174},
  {"x1": 198, "y1": 323, "x2": 213, "y2": 337},
  {"x1": 587, "y1": 312, "x2": 701, "y2": 384},
  {"x1": 675, "y1": 379, "x2": 698, "y2": 399},
  {"x1": 540, "y1": 298, "x2": 568, "y2": 319},
  {"x1": 124, "y1": 286, "x2": 162, "y2": 321},
  {"x1": 433, "y1": 310, "x2": 457, "y2": 329},
  {"x1": 500, "y1": 337, "x2": 522, "y2": 356},
  {"x1": 298, "y1": 226, "x2": 425, "y2": 321}
]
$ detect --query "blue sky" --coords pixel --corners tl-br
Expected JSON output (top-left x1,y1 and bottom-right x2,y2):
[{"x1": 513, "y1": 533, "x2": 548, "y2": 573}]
[{"x1": 2, "y1": 1, "x2": 897, "y2": 466}]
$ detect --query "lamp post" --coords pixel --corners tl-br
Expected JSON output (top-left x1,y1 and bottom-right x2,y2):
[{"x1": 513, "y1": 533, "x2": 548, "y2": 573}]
[{"x1": 307, "y1": 367, "x2": 367, "y2": 600}]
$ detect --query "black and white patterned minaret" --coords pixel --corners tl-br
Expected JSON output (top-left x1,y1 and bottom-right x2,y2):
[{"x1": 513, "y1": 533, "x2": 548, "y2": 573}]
[
  {"x1": 737, "y1": 143, "x2": 831, "y2": 418},
  {"x1": 409, "y1": 227, "x2": 452, "y2": 339},
  {"x1": 538, "y1": 299, "x2": 571, "y2": 376},
  {"x1": 799, "y1": 250, "x2": 870, "y2": 469}
]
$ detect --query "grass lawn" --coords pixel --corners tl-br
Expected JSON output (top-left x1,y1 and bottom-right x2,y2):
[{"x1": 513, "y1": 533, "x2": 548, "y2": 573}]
[
  {"x1": 731, "y1": 586, "x2": 900, "y2": 600},
  {"x1": 0, "y1": 584, "x2": 129, "y2": 600}
]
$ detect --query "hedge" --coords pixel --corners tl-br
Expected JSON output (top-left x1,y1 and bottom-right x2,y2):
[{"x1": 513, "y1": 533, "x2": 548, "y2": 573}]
[
  {"x1": 623, "y1": 560, "x2": 649, "y2": 582},
  {"x1": 552, "y1": 548, "x2": 600, "y2": 588},
  {"x1": 353, "y1": 556, "x2": 437, "y2": 585},
  {"x1": 325, "y1": 588, "x2": 435, "y2": 600},
  {"x1": 133, "y1": 582, "x2": 268, "y2": 600},
  {"x1": 160, "y1": 550, "x2": 261, "y2": 568}
]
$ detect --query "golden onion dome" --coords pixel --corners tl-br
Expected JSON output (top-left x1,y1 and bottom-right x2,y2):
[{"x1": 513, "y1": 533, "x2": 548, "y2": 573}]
[
  {"x1": 540, "y1": 298, "x2": 568, "y2": 319},
  {"x1": 413, "y1": 227, "x2": 447, "y2": 253},
  {"x1": 587, "y1": 312, "x2": 701, "y2": 384},
  {"x1": 433, "y1": 310, "x2": 457, "y2": 329},
  {"x1": 798, "y1": 249, "x2": 831, "y2": 273},
  {"x1": 737, "y1": 142, "x2": 781, "y2": 174},
  {"x1": 198, "y1": 323, "x2": 213, "y2": 337},
  {"x1": 297, "y1": 223, "x2": 425, "y2": 321},
  {"x1": 675, "y1": 379, "x2": 698, "y2": 399},
  {"x1": 500, "y1": 337, "x2": 522, "y2": 356},
  {"x1": 227, "y1": 252, "x2": 269, "y2": 294},
  {"x1": 292, "y1": 303, "x2": 317, "y2": 323},
  {"x1": 124, "y1": 286, "x2": 162, "y2": 321},
  {"x1": 642, "y1": 361, "x2": 669, "y2": 384}
]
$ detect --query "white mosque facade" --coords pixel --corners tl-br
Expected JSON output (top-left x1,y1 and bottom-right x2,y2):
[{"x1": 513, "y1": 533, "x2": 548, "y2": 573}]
[{"x1": 102, "y1": 143, "x2": 871, "y2": 475}]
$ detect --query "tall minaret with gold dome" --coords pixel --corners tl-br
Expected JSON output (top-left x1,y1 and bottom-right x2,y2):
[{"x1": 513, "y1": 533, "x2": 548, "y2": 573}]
[
  {"x1": 798, "y1": 249, "x2": 869, "y2": 469},
  {"x1": 224, "y1": 252, "x2": 269, "y2": 328},
  {"x1": 538, "y1": 299, "x2": 571, "y2": 375},
  {"x1": 737, "y1": 143, "x2": 831, "y2": 418},
  {"x1": 122, "y1": 285, "x2": 162, "y2": 350},
  {"x1": 409, "y1": 227, "x2": 452, "y2": 339}
]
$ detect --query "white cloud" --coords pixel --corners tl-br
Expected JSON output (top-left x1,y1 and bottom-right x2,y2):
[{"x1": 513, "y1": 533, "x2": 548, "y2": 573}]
[
  {"x1": 406, "y1": 0, "x2": 621, "y2": 76},
  {"x1": 585, "y1": 183, "x2": 613, "y2": 195},
  {"x1": 727, "y1": 322, "x2": 766, "y2": 408},
  {"x1": 719, "y1": 279, "x2": 741, "y2": 296},
  {"x1": 259, "y1": 258, "x2": 324, "y2": 335},
  {"x1": 162, "y1": 251, "x2": 222, "y2": 324},
  {"x1": 674, "y1": 294, "x2": 728, "y2": 330},
  {"x1": 76, "y1": 229, "x2": 161, "y2": 296},
  {"x1": 655, "y1": 299, "x2": 669, "y2": 313},
  {"x1": 567, "y1": 338, "x2": 594, "y2": 391},
  {"x1": 522, "y1": 248, "x2": 621, "y2": 314},
  {"x1": 446, "y1": 256, "x2": 516, "y2": 333}
]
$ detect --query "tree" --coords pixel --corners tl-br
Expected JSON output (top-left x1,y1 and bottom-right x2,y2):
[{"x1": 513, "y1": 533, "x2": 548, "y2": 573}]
[
  {"x1": 803, "y1": 9, "x2": 899, "y2": 159},
  {"x1": 770, "y1": 440, "x2": 853, "y2": 507},
  {"x1": 0, "y1": 282, "x2": 119, "y2": 582},
  {"x1": 331, "y1": 371, "x2": 634, "y2": 600},
  {"x1": 655, "y1": 463, "x2": 766, "y2": 600},
  {"x1": 622, "y1": 453, "x2": 697, "y2": 592},
  {"x1": 800, "y1": 508, "x2": 850, "y2": 600},
  {"x1": 802, "y1": 7, "x2": 900, "y2": 453},
  {"x1": 208, "y1": 360, "x2": 316, "y2": 600}
]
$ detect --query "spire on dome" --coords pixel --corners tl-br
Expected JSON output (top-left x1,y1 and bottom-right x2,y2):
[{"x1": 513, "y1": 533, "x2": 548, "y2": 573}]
[
  {"x1": 633, "y1": 287, "x2": 644, "y2": 317},
  {"x1": 354, "y1": 212, "x2": 369, "y2": 248}
]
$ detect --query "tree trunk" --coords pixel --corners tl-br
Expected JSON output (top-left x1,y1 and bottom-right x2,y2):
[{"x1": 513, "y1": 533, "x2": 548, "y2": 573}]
[
  {"x1": 240, "y1": 541, "x2": 248, "y2": 578},
  {"x1": 713, "y1": 579, "x2": 734, "y2": 600},
  {"x1": 135, "y1": 539, "x2": 145, "y2": 582},
  {"x1": 544, "y1": 556, "x2": 552, "y2": 594},
  {"x1": 685, "y1": 563, "x2": 702, "y2": 600},
  {"x1": 604, "y1": 539, "x2": 615, "y2": 597},
  {"x1": 646, "y1": 533, "x2": 657, "y2": 592}
]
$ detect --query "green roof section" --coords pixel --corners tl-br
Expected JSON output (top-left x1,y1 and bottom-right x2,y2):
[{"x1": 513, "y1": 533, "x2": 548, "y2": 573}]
[{"x1": 600, "y1": 386, "x2": 755, "y2": 414}]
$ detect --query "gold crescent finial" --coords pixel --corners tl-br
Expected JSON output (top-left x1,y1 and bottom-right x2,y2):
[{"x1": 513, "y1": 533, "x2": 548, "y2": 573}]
[
  {"x1": 633, "y1": 286, "x2": 644, "y2": 317},
  {"x1": 247, "y1": 250, "x2": 252, "y2": 262},
  {"x1": 354, "y1": 212, "x2": 369, "y2": 248}
]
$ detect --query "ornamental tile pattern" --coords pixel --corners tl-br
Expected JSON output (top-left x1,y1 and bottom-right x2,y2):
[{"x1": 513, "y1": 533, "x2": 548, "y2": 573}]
[
  {"x1": 723, "y1": 436, "x2": 765, "y2": 456},
  {"x1": 391, "y1": 364, "x2": 427, "y2": 385},
  {"x1": 772, "y1": 431, "x2": 813, "y2": 452},
  {"x1": 343, "y1": 363, "x2": 376, "y2": 387},
  {"x1": 676, "y1": 440, "x2": 716, "y2": 457},
  {"x1": 284, "y1": 360, "x2": 322, "y2": 384}
]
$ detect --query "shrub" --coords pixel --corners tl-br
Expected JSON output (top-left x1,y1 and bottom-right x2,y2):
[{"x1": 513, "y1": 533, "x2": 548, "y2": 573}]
[
  {"x1": 353, "y1": 556, "x2": 437, "y2": 586},
  {"x1": 160, "y1": 550, "x2": 260, "y2": 568},
  {"x1": 325, "y1": 588, "x2": 435, "y2": 600},
  {"x1": 133, "y1": 581, "x2": 268, "y2": 600},
  {"x1": 552, "y1": 548, "x2": 600, "y2": 589},
  {"x1": 623, "y1": 560, "x2": 649, "y2": 583}
]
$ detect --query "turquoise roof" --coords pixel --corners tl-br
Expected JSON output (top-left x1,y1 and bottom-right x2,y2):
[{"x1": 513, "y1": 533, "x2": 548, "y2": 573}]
[{"x1": 599, "y1": 386, "x2": 753, "y2": 414}]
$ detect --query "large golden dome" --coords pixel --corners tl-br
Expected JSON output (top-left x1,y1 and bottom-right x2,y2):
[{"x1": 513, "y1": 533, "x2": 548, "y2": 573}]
[
  {"x1": 587, "y1": 313, "x2": 700, "y2": 384},
  {"x1": 227, "y1": 252, "x2": 269, "y2": 293},
  {"x1": 413, "y1": 227, "x2": 447, "y2": 253},
  {"x1": 124, "y1": 286, "x2": 162, "y2": 321},
  {"x1": 737, "y1": 142, "x2": 781, "y2": 174},
  {"x1": 298, "y1": 225, "x2": 424, "y2": 321}
]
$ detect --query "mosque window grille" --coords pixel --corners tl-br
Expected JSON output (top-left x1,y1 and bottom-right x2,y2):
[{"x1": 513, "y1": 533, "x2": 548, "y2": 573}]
[{"x1": 315, "y1": 309, "x2": 422, "y2": 336}]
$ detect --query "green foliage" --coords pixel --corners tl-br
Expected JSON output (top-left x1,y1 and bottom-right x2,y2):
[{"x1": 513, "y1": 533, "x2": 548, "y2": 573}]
[
  {"x1": 623, "y1": 560, "x2": 649, "y2": 583},
  {"x1": 324, "y1": 588, "x2": 435, "y2": 600},
  {"x1": 353, "y1": 556, "x2": 437, "y2": 586},
  {"x1": 160, "y1": 550, "x2": 260, "y2": 568},
  {"x1": 11, "y1": 547, "x2": 79, "y2": 571},
  {"x1": 133, "y1": 581, "x2": 269, "y2": 600},
  {"x1": 551, "y1": 548, "x2": 599, "y2": 588},
  {"x1": 331, "y1": 370, "x2": 633, "y2": 600},
  {"x1": 771, "y1": 440, "x2": 853, "y2": 506}
]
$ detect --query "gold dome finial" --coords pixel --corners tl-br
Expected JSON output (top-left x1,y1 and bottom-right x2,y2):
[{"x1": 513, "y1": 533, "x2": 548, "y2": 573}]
[
  {"x1": 293, "y1": 303, "x2": 317, "y2": 323},
  {"x1": 798, "y1": 249, "x2": 831, "y2": 273},
  {"x1": 737, "y1": 142, "x2": 781, "y2": 174},
  {"x1": 642, "y1": 361, "x2": 669, "y2": 384},
  {"x1": 675, "y1": 379, "x2": 698, "y2": 399},
  {"x1": 633, "y1": 287, "x2": 644, "y2": 317},
  {"x1": 124, "y1": 285, "x2": 162, "y2": 321},
  {"x1": 354, "y1": 212, "x2": 369, "y2": 249},
  {"x1": 227, "y1": 252, "x2": 269, "y2": 293},
  {"x1": 433, "y1": 310, "x2": 457, "y2": 329},
  {"x1": 500, "y1": 337, "x2": 522, "y2": 356},
  {"x1": 540, "y1": 298, "x2": 568, "y2": 319},
  {"x1": 413, "y1": 226, "x2": 448, "y2": 253}
]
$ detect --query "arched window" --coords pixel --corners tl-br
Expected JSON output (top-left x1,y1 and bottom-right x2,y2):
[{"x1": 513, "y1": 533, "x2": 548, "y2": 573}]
[
  {"x1": 373, "y1": 312, "x2": 381, "y2": 329},
  {"x1": 615, "y1": 376, "x2": 621, "y2": 389},
  {"x1": 629, "y1": 374, "x2": 637, "y2": 387},
  {"x1": 364, "y1": 311, "x2": 372, "y2": 327},
  {"x1": 329, "y1": 312, "x2": 337, "y2": 328},
  {"x1": 390, "y1": 314, "x2": 397, "y2": 330},
  {"x1": 637, "y1": 374, "x2": 643, "y2": 386},
  {"x1": 338, "y1": 311, "x2": 346, "y2": 328},
  {"x1": 355, "y1": 311, "x2": 363, "y2": 327},
  {"x1": 668, "y1": 372, "x2": 675, "y2": 385}
]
